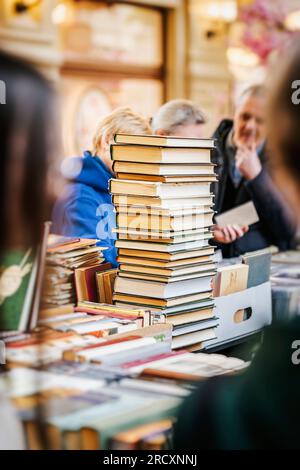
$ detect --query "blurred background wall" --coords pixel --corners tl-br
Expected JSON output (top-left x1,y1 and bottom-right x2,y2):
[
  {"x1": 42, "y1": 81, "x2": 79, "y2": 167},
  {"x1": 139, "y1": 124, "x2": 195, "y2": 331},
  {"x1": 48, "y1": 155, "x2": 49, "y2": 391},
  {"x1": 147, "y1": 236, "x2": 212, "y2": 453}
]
[{"x1": 1, "y1": 0, "x2": 299, "y2": 156}]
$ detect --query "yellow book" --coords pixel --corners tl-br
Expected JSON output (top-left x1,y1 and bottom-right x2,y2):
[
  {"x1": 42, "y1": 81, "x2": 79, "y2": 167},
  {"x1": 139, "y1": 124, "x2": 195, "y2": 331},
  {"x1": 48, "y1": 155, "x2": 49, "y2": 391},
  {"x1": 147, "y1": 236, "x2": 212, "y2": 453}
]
[{"x1": 213, "y1": 264, "x2": 249, "y2": 297}]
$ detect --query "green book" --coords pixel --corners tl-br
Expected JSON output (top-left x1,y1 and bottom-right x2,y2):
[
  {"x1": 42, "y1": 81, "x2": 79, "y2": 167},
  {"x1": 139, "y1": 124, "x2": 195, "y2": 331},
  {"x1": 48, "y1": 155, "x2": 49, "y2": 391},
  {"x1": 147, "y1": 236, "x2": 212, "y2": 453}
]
[{"x1": 0, "y1": 249, "x2": 37, "y2": 331}]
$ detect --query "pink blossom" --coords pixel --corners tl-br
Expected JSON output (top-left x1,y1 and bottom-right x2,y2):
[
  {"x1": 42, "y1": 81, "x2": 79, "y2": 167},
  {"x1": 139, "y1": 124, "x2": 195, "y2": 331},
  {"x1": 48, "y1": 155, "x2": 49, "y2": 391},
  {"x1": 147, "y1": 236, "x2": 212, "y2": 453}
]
[{"x1": 238, "y1": 0, "x2": 297, "y2": 63}]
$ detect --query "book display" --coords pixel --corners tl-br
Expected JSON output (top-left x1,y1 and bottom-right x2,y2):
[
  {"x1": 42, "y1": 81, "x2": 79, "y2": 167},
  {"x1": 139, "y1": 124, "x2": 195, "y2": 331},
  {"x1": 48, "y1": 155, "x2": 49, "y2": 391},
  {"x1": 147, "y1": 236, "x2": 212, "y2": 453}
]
[
  {"x1": 110, "y1": 134, "x2": 218, "y2": 350},
  {"x1": 1, "y1": 115, "x2": 288, "y2": 450}
]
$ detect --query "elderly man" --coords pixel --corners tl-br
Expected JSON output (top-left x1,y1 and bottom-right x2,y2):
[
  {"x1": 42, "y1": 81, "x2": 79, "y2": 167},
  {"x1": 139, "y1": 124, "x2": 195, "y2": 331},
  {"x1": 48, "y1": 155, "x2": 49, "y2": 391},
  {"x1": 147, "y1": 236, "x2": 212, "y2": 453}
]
[
  {"x1": 211, "y1": 85, "x2": 295, "y2": 256},
  {"x1": 152, "y1": 94, "x2": 295, "y2": 256}
]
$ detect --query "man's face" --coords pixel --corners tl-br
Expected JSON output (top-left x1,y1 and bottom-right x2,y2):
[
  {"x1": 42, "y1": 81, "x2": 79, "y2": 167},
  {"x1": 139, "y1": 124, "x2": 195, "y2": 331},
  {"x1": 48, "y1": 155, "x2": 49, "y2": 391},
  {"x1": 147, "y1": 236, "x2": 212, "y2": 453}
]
[
  {"x1": 233, "y1": 95, "x2": 266, "y2": 148},
  {"x1": 172, "y1": 122, "x2": 204, "y2": 138}
]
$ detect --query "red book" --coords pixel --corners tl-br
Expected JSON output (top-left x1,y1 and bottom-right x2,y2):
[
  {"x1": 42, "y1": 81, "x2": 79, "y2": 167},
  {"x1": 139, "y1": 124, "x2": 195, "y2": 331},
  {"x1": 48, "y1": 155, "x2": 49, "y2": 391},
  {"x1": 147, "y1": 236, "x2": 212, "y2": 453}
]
[{"x1": 74, "y1": 262, "x2": 111, "y2": 303}]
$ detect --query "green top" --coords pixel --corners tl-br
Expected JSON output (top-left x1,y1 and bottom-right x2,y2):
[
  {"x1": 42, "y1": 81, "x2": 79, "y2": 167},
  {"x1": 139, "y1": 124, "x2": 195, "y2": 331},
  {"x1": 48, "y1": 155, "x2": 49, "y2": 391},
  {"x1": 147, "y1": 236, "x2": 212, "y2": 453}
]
[{"x1": 174, "y1": 317, "x2": 300, "y2": 449}]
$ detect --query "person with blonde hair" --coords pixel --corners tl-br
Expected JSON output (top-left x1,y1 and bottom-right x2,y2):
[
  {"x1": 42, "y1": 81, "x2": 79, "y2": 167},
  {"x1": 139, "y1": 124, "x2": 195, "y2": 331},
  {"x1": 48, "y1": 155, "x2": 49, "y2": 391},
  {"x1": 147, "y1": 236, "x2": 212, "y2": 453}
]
[{"x1": 52, "y1": 107, "x2": 151, "y2": 266}]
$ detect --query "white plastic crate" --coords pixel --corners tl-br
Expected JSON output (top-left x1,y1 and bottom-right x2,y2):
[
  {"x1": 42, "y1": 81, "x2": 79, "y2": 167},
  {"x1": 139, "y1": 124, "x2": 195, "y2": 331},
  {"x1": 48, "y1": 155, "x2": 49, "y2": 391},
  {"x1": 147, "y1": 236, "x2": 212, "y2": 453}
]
[{"x1": 205, "y1": 281, "x2": 272, "y2": 349}]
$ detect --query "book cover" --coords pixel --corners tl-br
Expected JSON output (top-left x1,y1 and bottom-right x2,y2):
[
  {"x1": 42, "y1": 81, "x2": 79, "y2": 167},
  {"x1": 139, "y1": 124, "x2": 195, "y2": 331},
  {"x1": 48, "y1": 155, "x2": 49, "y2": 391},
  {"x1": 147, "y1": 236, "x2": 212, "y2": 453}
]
[{"x1": 0, "y1": 249, "x2": 37, "y2": 331}]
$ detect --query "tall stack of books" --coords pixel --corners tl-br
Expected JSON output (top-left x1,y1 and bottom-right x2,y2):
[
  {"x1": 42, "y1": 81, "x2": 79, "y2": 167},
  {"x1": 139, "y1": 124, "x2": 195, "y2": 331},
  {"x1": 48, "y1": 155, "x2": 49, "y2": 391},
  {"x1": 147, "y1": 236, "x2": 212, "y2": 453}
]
[{"x1": 110, "y1": 134, "x2": 218, "y2": 350}]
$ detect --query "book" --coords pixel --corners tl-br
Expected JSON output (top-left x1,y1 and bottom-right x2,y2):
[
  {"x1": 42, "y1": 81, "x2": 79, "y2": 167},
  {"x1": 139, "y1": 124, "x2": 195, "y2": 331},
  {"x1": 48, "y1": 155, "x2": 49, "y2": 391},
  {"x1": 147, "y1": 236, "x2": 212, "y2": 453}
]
[
  {"x1": 116, "y1": 298, "x2": 214, "y2": 315},
  {"x1": 242, "y1": 249, "x2": 272, "y2": 288},
  {"x1": 47, "y1": 237, "x2": 99, "y2": 253},
  {"x1": 78, "y1": 395, "x2": 181, "y2": 450},
  {"x1": 213, "y1": 263, "x2": 249, "y2": 296},
  {"x1": 39, "y1": 304, "x2": 75, "y2": 320},
  {"x1": 0, "y1": 221, "x2": 51, "y2": 331},
  {"x1": 113, "y1": 161, "x2": 215, "y2": 176},
  {"x1": 72, "y1": 337, "x2": 159, "y2": 363},
  {"x1": 39, "y1": 312, "x2": 87, "y2": 326},
  {"x1": 115, "y1": 173, "x2": 217, "y2": 183},
  {"x1": 112, "y1": 194, "x2": 214, "y2": 209},
  {"x1": 42, "y1": 236, "x2": 108, "y2": 309},
  {"x1": 2, "y1": 367, "x2": 107, "y2": 398},
  {"x1": 117, "y1": 269, "x2": 216, "y2": 283},
  {"x1": 63, "y1": 335, "x2": 142, "y2": 362},
  {"x1": 116, "y1": 212, "x2": 214, "y2": 232},
  {"x1": 67, "y1": 319, "x2": 138, "y2": 338},
  {"x1": 112, "y1": 291, "x2": 212, "y2": 308},
  {"x1": 141, "y1": 352, "x2": 247, "y2": 381},
  {"x1": 29, "y1": 221, "x2": 52, "y2": 330},
  {"x1": 172, "y1": 318, "x2": 218, "y2": 336},
  {"x1": 111, "y1": 144, "x2": 213, "y2": 164},
  {"x1": 101, "y1": 269, "x2": 118, "y2": 304},
  {"x1": 45, "y1": 313, "x2": 103, "y2": 331},
  {"x1": 111, "y1": 419, "x2": 173, "y2": 451},
  {"x1": 114, "y1": 133, "x2": 215, "y2": 149},
  {"x1": 116, "y1": 231, "x2": 213, "y2": 244},
  {"x1": 76, "y1": 302, "x2": 151, "y2": 322},
  {"x1": 162, "y1": 307, "x2": 215, "y2": 326},
  {"x1": 74, "y1": 262, "x2": 111, "y2": 302},
  {"x1": 66, "y1": 323, "x2": 173, "y2": 366},
  {"x1": 111, "y1": 378, "x2": 188, "y2": 399},
  {"x1": 119, "y1": 262, "x2": 216, "y2": 278},
  {"x1": 171, "y1": 328, "x2": 217, "y2": 349},
  {"x1": 272, "y1": 250, "x2": 300, "y2": 265},
  {"x1": 115, "y1": 205, "x2": 213, "y2": 217},
  {"x1": 110, "y1": 179, "x2": 211, "y2": 198},
  {"x1": 117, "y1": 246, "x2": 215, "y2": 261},
  {"x1": 117, "y1": 255, "x2": 215, "y2": 269},
  {"x1": 115, "y1": 239, "x2": 213, "y2": 252},
  {"x1": 114, "y1": 275, "x2": 214, "y2": 299},
  {"x1": 0, "y1": 249, "x2": 38, "y2": 331},
  {"x1": 6, "y1": 332, "x2": 104, "y2": 366},
  {"x1": 215, "y1": 201, "x2": 259, "y2": 228}
]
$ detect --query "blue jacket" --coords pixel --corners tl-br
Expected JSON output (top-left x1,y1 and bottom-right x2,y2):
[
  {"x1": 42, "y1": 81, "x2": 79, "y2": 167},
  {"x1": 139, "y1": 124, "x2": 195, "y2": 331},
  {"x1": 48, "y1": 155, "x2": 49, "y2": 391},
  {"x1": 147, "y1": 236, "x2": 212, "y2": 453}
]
[{"x1": 51, "y1": 151, "x2": 117, "y2": 267}]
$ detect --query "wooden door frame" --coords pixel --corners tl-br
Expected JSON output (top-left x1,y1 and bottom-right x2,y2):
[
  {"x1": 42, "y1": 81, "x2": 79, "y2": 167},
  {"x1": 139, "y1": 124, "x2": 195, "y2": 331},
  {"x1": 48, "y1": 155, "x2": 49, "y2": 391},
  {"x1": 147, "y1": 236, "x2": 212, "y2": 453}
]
[
  {"x1": 121, "y1": 0, "x2": 188, "y2": 99},
  {"x1": 72, "y1": 0, "x2": 188, "y2": 99}
]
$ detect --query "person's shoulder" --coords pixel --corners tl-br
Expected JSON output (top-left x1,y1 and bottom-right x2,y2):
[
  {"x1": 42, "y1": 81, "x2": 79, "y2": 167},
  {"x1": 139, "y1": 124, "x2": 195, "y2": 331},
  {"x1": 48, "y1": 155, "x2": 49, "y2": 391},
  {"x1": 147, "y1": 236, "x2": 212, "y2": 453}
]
[{"x1": 213, "y1": 118, "x2": 233, "y2": 139}]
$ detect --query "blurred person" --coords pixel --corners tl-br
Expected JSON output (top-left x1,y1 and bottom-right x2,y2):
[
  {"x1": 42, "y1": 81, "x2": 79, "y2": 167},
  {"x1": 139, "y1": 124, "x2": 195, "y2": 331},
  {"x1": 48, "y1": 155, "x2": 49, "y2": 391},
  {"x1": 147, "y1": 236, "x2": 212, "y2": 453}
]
[
  {"x1": 152, "y1": 98, "x2": 207, "y2": 138},
  {"x1": 212, "y1": 84, "x2": 295, "y2": 257},
  {"x1": 174, "y1": 43, "x2": 300, "y2": 450},
  {"x1": 0, "y1": 52, "x2": 58, "y2": 449},
  {"x1": 152, "y1": 99, "x2": 251, "y2": 250},
  {"x1": 52, "y1": 107, "x2": 151, "y2": 267}
]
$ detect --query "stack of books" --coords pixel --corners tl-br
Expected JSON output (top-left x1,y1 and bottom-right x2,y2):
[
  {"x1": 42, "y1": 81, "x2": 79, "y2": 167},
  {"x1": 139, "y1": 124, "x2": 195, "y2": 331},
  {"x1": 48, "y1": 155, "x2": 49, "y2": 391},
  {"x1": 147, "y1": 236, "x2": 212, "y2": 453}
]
[
  {"x1": 110, "y1": 134, "x2": 218, "y2": 349},
  {"x1": 4, "y1": 307, "x2": 162, "y2": 367},
  {"x1": 41, "y1": 236, "x2": 110, "y2": 311}
]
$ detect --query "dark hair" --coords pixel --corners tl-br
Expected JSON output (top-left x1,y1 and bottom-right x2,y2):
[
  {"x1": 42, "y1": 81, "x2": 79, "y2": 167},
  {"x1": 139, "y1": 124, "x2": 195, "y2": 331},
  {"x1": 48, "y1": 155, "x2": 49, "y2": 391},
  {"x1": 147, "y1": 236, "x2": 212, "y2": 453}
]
[
  {"x1": 0, "y1": 52, "x2": 55, "y2": 252},
  {"x1": 268, "y1": 43, "x2": 300, "y2": 189}
]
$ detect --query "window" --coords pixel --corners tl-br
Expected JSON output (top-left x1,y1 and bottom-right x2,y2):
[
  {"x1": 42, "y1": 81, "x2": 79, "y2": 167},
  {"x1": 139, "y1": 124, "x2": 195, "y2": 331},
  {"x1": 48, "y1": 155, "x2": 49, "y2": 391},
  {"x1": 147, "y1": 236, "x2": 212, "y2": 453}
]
[{"x1": 59, "y1": 1, "x2": 165, "y2": 156}]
